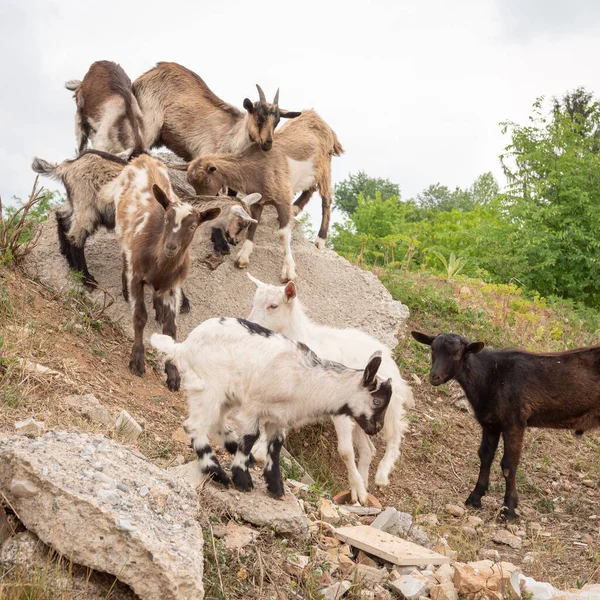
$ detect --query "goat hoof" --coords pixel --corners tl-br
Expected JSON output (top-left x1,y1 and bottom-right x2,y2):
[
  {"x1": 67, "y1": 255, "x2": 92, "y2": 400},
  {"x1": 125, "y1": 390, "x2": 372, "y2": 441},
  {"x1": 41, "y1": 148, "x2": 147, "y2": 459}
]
[
  {"x1": 180, "y1": 294, "x2": 191, "y2": 314},
  {"x1": 232, "y1": 467, "x2": 254, "y2": 492},
  {"x1": 465, "y1": 493, "x2": 482, "y2": 508},
  {"x1": 315, "y1": 237, "x2": 326, "y2": 250},
  {"x1": 235, "y1": 259, "x2": 249, "y2": 270},
  {"x1": 129, "y1": 360, "x2": 145, "y2": 378},
  {"x1": 266, "y1": 481, "x2": 285, "y2": 498},
  {"x1": 499, "y1": 507, "x2": 519, "y2": 522},
  {"x1": 165, "y1": 363, "x2": 180, "y2": 392},
  {"x1": 207, "y1": 468, "x2": 232, "y2": 488},
  {"x1": 83, "y1": 276, "x2": 98, "y2": 289}
]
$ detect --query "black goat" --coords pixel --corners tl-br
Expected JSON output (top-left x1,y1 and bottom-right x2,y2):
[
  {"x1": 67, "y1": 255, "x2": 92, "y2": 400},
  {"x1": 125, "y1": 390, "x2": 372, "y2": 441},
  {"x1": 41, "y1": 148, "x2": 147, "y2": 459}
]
[{"x1": 412, "y1": 330, "x2": 600, "y2": 520}]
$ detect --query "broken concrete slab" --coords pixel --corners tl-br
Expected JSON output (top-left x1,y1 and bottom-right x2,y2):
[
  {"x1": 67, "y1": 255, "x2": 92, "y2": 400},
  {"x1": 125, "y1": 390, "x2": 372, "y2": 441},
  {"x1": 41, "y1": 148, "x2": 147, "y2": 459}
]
[
  {"x1": 321, "y1": 580, "x2": 352, "y2": 600},
  {"x1": 335, "y1": 525, "x2": 450, "y2": 567},
  {"x1": 390, "y1": 573, "x2": 431, "y2": 600},
  {"x1": 201, "y1": 479, "x2": 308, "y2": 536},
  {"x1": 0, "y1": 432, "x2": 204, "y2": 600}
]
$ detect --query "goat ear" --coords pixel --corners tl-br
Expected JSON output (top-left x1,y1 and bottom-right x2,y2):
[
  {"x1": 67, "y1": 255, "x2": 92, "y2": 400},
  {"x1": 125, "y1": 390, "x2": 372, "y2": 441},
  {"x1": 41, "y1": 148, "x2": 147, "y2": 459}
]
[
  {"x1": 411, "y1": 331, "x2": 436, "y2": 346},
  {"x1": 170, "y1": 162, "x2": 190, "y2": 172},
  {"x1": 243, "y1": 193, "x2": 262, "y2": 206},
  {"x1": 247, "y1": 273, "x2": 265, "y2": 287},
  {"x1": 152, "y1": 184, "x2": 171, "y2": 210},
  {"x1": 196, "y1": 207, "x2": 221, "y2": 224},
  {"x1": 363, "y1": 351, "x2": 383, "y2": 387},
  {"x1": 284, "y1": 281, "x2": 296, "y2": 302},
  {"x1": 231, "y1": 205, "x2": 257, "y2": 224},
  {"x1": 243, "y1": 98, "x2": 254, "y2": 113},
  {"x1": 279, "y1": 109, "x2": 302, "y2": 119},
  {"x1": 467, "y1": 341, "x2": 485, "y2": 354}
]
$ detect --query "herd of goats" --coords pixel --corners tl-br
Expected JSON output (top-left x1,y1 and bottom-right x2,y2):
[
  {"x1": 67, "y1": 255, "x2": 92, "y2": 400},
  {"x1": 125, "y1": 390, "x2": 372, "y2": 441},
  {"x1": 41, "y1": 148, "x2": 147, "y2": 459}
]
[{"x1": 29, "y1": 60, "x2": 600, "y2": 521}]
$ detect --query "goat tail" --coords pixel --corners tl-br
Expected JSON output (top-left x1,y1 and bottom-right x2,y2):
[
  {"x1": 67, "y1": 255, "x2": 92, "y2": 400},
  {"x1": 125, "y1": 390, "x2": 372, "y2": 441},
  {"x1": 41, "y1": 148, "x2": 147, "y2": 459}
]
[
  {"x1": 31, "y1": 157, "x2": 60, "y2": 179},
  {"x1": 64, "y1": 80, "x2": 81, "y2": 91},
  {"x1": 332, "y1": 133, "x2": 344, "y2": 157},
  {"x1": 150, "y1": 333, "x2": 177, "y2": 360}
]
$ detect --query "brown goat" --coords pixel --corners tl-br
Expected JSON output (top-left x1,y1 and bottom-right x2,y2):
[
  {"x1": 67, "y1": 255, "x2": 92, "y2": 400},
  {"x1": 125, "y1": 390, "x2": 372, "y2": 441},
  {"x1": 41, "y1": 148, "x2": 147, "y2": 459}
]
[
  {"x1": 65, "y1": 61, "x2": 145, "y2": 155},
  {"x1": 184, "y1": 110, "x2": 344, "y2": 281},
  {"x1": 132, "y1": 62, "x2": 301, "y2": 161},
  {"x1": 412, "y1": 331, "x2": 600, "y2": 521},
  {"x1": 100, "y1": 155, "x2": 221, "y2": 390}
]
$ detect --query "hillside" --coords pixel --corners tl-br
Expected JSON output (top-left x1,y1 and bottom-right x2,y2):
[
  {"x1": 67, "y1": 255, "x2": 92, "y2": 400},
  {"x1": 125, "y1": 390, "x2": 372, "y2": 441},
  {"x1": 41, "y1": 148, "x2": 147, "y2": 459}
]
[{"x1": 3, "y1": 260, "x2": 600, "y2": 597}]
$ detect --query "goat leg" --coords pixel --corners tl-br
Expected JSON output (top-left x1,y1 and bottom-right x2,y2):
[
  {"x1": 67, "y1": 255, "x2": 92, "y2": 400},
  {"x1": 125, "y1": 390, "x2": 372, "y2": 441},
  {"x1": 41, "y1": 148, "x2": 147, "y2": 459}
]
[
  {"x1": 121, "y1": 254, "x2": 129, "y2": 302},
  {"x1": 263, "y1": 426, "x2": 285, "y2": 499},
  {"x1": 180, "y1": 290, "x2": 191, "y2": 313},
  {"x1": 192, "y1": 437, "x2": 231, "y2": 487},
  {"x1": 231, "y1": 429, "x2": 260, "y2": 492},
  {"x1": 499, "y1": 425, "x2": 525, "y2": 521},
  {"x1": 292, "y1": 186, "x2": 316, "y2": 216},
  {"x1": 161, "y1": 293, "x2": 180, "y2": 392},
  {"x1": 315, "y1": 182, "x2": 332, "y2": 250},
  {"x1": 129, "y1": 279, "x2": 146, "y2": 377},
  {"x1": 466, "y1": 424, "x2": 501, "y2": 509},
  {"x1": 236, "y1": 203, "x2": 263, "y2": 269}
]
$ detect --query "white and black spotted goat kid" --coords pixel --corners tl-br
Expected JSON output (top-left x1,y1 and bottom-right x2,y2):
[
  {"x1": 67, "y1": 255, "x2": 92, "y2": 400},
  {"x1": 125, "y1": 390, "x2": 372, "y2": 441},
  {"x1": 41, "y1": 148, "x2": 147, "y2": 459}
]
[{"x1": 150, "y1": 317, "x2": 392, "y2": 497}]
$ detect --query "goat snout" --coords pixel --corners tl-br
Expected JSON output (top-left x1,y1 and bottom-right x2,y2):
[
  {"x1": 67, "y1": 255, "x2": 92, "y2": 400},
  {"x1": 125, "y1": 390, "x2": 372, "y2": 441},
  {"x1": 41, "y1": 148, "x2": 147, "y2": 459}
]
[
  {"x1": 429, "y1": 372, "x2": 444, "y2": 386},
  {"x1": 165, "y1": 242, "x2": 178, "y2": 257},
  {"x1": 226, "y1": 235, "x2": 238, "y2": 246},
  {"x1": 261, "y1": 140, "x2": 273, "y2": 151}
]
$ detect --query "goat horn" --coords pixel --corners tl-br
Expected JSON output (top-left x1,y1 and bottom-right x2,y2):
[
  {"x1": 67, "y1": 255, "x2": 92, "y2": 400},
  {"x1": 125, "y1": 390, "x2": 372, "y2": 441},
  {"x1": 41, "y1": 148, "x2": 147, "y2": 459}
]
[
  {"x1": 273, "y1": 88, "x2": 279, "y2": 106},
  {"x1": 256, "y1": 84, "x2": 267, "y2": 103}
]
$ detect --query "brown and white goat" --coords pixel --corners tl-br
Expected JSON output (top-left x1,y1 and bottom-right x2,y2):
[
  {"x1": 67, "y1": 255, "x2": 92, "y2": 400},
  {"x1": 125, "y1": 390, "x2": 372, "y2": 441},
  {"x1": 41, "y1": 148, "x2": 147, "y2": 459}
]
[
  {"x1": 132, "y1": 62, "x2": 301, "y2": 161},
  {"x1": 413, "y1": 331, "x2": 600, "y2": 520},
  {"x1": 184, "y1": 110, "x2": 344, "y2": 281},
  {"x1": 32, "y1": 151, "x2": 258, "y2": 288},
  {"x1": 100, "y1": 155, "x2": 221, "y2": 390},
  {"x1": 65, "y1": 61, "x2": 145, "y2": 155}
]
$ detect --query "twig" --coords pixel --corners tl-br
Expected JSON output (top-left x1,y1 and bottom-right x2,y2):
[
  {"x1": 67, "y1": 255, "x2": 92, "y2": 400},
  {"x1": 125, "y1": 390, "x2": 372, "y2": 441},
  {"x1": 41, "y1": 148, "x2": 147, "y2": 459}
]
[
  {"x1": 446, "y1": 454, "x2": 465, "y2": 484},
  {"x1": 208, "y1": 523, "x2": 225, "y2": 597},
  {"x1": 256, "y1": 546, "x2": 265, "y2": 597}
]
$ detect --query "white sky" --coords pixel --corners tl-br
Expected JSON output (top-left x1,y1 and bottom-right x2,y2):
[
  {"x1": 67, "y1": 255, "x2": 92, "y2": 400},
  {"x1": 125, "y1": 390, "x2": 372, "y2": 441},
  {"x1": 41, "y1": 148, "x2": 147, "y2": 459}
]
[{"x1": 2, "y1": 0, "x2": 600, "y2": 226}]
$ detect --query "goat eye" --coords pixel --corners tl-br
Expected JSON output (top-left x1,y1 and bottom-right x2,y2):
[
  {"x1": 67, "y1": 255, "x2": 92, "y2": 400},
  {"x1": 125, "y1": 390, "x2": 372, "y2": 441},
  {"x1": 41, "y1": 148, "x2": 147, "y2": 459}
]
[
  {"x1": 373, "y1": 398, "x2": 381, "y2": 406},
  {"x1": 268, "y1": 304, "x2": 278, "y2": 310},
  {"x1": 189, "y1": 223, "x2": 197, "y2": 230}
]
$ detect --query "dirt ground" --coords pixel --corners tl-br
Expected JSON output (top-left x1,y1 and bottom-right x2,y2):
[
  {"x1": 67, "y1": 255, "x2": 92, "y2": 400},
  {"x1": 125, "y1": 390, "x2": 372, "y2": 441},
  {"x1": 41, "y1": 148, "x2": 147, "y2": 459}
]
[{"x1": 2, "y1": 266, "x2": 600, "y2": 592}]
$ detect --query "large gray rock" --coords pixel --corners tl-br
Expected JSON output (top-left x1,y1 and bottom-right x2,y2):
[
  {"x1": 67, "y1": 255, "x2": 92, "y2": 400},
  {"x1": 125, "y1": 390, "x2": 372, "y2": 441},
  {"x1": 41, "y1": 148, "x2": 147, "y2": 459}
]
[
  {"x1": 26, "y1": 155, "x2": 408, "y2": 348},
  {"x1": 0, "y1": 432, "x2": 204, "y2": 600}
]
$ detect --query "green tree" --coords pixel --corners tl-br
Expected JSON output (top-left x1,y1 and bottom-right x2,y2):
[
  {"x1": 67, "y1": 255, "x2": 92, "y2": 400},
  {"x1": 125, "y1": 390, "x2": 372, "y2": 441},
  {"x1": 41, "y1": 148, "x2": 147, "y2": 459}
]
[
  {"x1": 333, "y1": 171, "x2": 400, "y2": 216},
  {"x1": 501, "y1": 92, "x2": 600, "y2": 304}
]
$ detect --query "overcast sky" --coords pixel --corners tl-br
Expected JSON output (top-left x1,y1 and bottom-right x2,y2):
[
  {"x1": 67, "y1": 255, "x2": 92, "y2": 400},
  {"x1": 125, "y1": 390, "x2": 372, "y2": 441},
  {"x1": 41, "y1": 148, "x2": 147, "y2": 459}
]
[{"x1": 2, "y1": 0, "x2": 600, "y2": 226}]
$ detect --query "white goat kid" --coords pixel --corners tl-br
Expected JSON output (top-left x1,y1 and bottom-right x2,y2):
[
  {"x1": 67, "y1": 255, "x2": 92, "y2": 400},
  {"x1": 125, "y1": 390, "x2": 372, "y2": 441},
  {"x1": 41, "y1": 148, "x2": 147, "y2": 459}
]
[
  {"x1": 247, "y1": 274, "x2": 413, "y2": 503},
  {"x1": 150, "y1": 317, "x2": 392, "y2": 497}
]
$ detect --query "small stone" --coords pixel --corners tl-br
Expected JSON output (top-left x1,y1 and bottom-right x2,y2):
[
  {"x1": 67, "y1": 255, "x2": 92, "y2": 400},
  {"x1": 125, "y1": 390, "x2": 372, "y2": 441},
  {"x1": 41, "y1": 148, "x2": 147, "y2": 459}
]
[
  {"x1": 284, "y1": 553, "x2": 310, "y2": 576},
  {"x1": 117, "y1": 483, "x2": 130, "y2": 493},
  {"x1": 93, "y1": 471, "x2": 113, "y2": 484},
  {"x1": 64, "y1": 394, "x2": 113, "y2": 427},
  {"x1": 493, "y1": 529, "x2": 522, "y2": 549},
  {"x1": 390, "y1": 574, "x2": 430, "y2": 600},
  {"x1": 583, "y1": 480, "x2": 596, "y2": 488},
  {"x1": 430, "y1": 581, "x2": 458, "y2": 600},
  {"x1": 434, "y1": 563, "x2": 455, "y2": 584},
  {"x1": 516, "y1": 530, "x2": 526, "y2": 537},
  {"x1": 461, "y1": 526, "x2": 478, "y2": 538},
  {"x1": 466, "y1": 516, "x2": 483, "y2": 528},
  {"x1": 416, "y1": 513, "x2": 439, "y2": 527},
  {"x1": 529, "y1": 522, "x2": 542, "y2": 534},
  {"x1": 14, "y1": 418, "x2": 45, "y2": 436},
  {"x1": 321, "y1": 581, "x2": 352, "y2": 600},
  {"x1": 445, "y1": 504, "x2": 465, "y2": 518},
  {"x1": 522, "y1": 552, "x2": 537, "y2": 565},
  {"x1": 97, "y1": 489, "x2": 121, "y2": 505},
  {"x1": 114, "y1": 410, "x2": 142, "y2": 442},
  {"x1": 357, "y1": 550, "x2": 378, "y2": 567},
  {"x1": 287, "y1": 479, "x2": 310, "y2": 492},
  {"x1": 10, "y1": 479, "x2": 39, "y2": 498},
  {"x1": 224, "y1": 521, "x2": 256, "y2": 551},
  {"x1": 583, "y1": 533, "x2": 594, "y2": 545},
  {"x1": 116, "y1": 519, "x2": 138, "y2": 532},
  {"x1": 319, "y1": 498, "x2": 340, "y2": 525},
  {"x1": 479, "y1": 549, "x2": 501, "y2": 562},
  {"x1": 139, "y1": 485, "x2": 149, "y2": 498},
  {"x1": 371, "y1": 507, "x2": 412, "y2": 537},
  {"x1": 350, "y1": 563, "x2": 389, "y2": 585}
]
